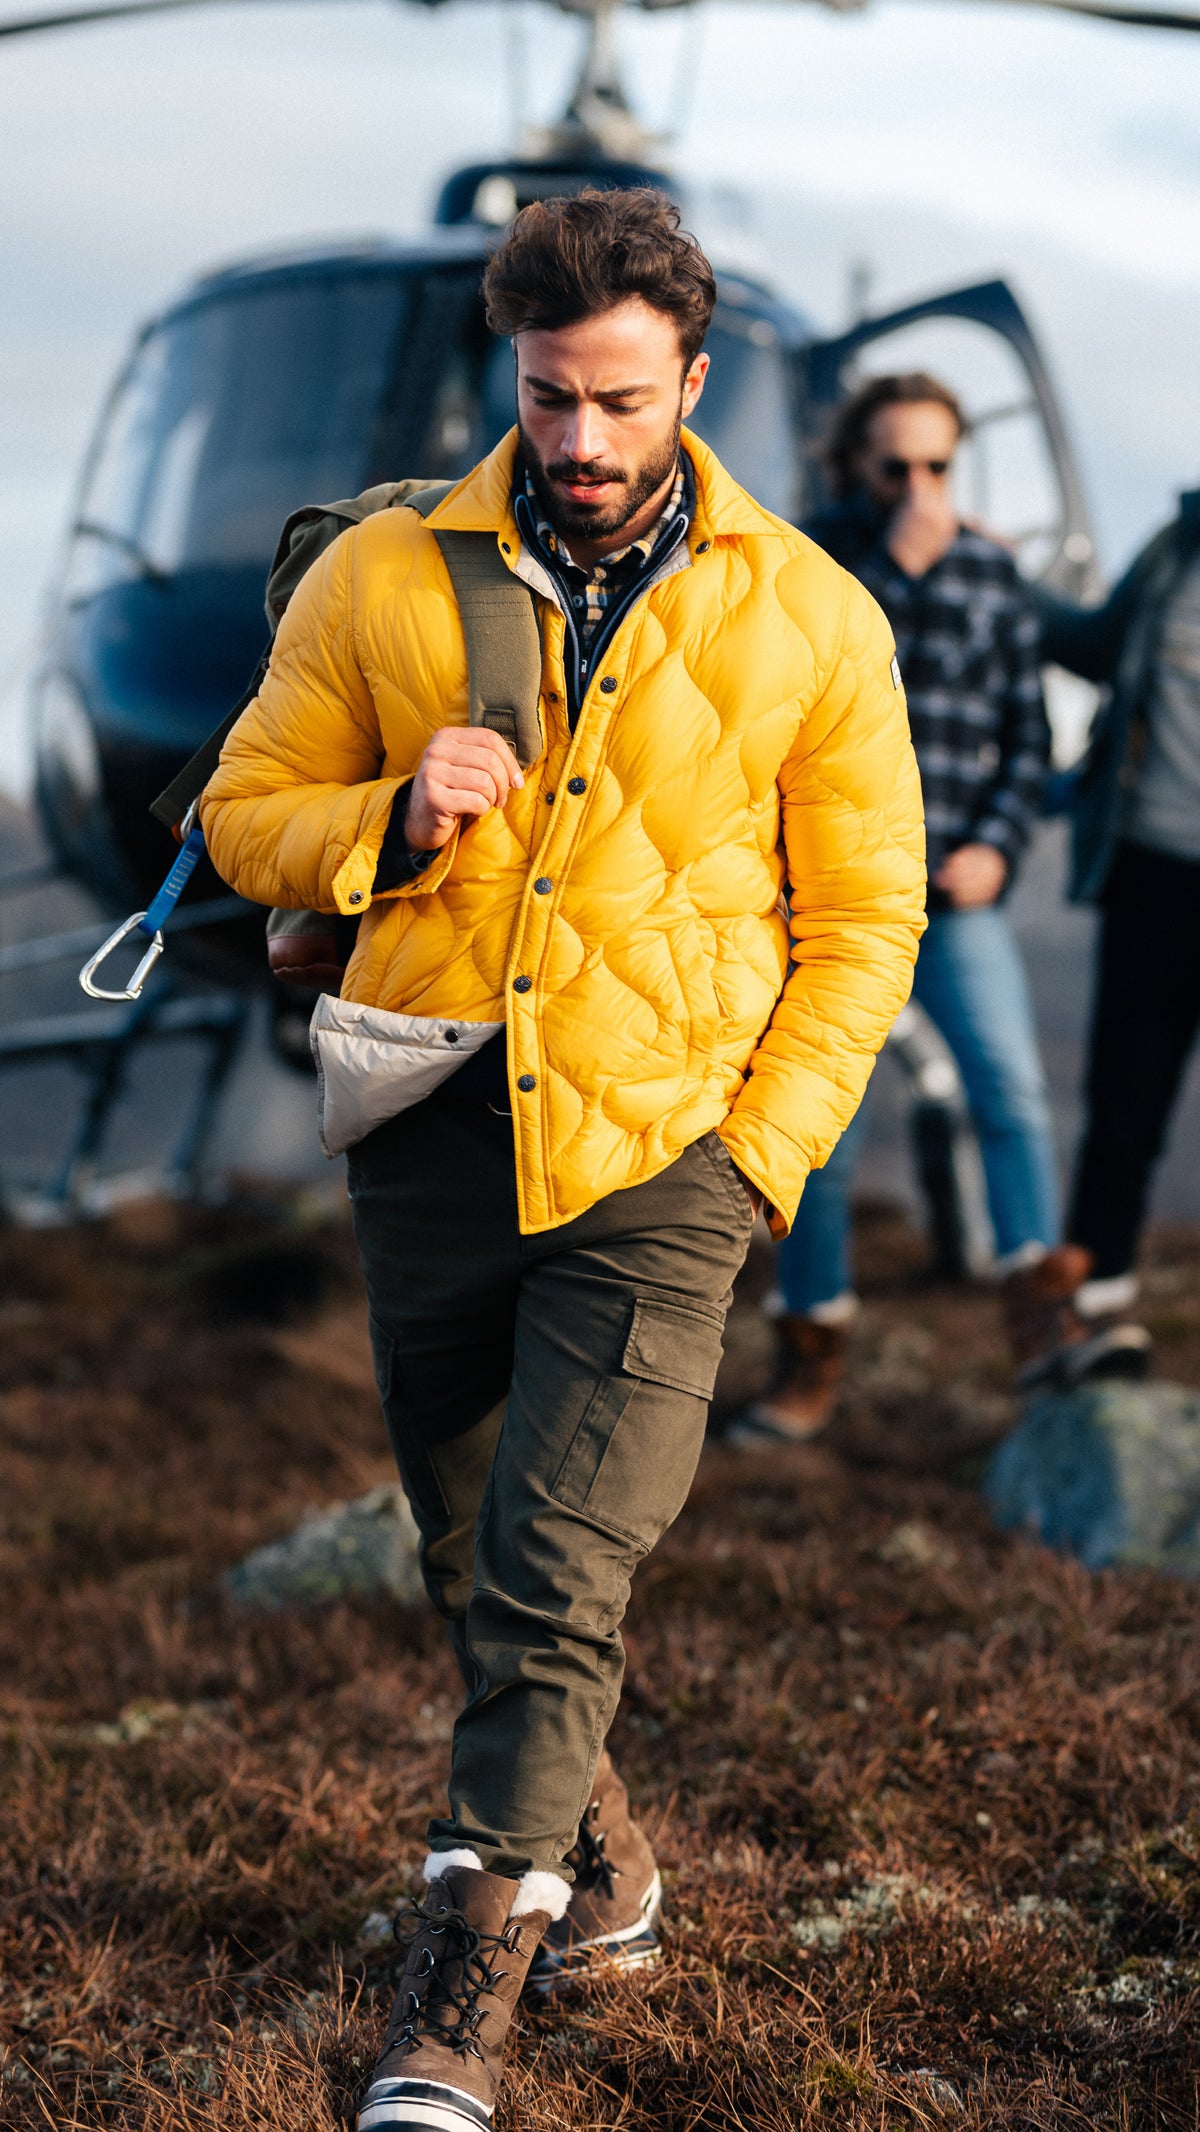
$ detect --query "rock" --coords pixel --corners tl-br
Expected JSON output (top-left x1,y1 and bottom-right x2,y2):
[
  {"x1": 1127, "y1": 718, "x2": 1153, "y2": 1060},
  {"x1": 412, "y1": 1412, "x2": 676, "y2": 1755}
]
[
  {"x1": 83, "y1": 1697, "x2": 228, "y2": 1747},
  {"x1": 875, "y1": 1519, "x2": 959, "y2": 1573},
  {"x1": 357, "y1": 1910, "x2": 397, "y2": 1948},
  {"x1": 986, "y1": 1378, "x2": 1200, "y2": 1573},
  {"x1": 222, "y1": 1483, "x2": 423, "y2": 1609}
]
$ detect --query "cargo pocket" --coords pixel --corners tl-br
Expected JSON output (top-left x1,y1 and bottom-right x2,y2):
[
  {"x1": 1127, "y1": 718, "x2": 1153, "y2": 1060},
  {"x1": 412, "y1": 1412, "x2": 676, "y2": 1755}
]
[{"x1": 549, "y1": 1294, "x2": 726, "y2": 1551}]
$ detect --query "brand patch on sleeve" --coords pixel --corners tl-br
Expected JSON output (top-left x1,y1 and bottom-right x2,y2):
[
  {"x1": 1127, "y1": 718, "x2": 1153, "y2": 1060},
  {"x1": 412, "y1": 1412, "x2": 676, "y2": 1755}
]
[{"x1": 890, "y1": 654, "x2": 902, "y2": 690}]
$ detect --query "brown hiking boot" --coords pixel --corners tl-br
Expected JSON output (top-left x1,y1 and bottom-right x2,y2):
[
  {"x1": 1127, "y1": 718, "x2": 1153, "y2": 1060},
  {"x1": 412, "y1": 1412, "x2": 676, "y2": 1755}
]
[
  {"x1": 725, "y1": 1313, "x2": 850, "y2": 1446},
  {"x1": 1002, "y1": 1245, "x2": 1151, "y2": 1391},
  {"x1": 358, "y1": 1855, "x2": 560, "y2": 2132},
  {"x1": 525, "y1": 1751, "x2": 662, "y2": 1998}
]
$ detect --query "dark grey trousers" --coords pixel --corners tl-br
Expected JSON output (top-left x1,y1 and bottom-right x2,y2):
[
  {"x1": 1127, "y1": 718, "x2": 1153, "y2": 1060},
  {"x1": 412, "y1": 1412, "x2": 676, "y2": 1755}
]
[{"x1": 347, "y1": 1089, "x2": 754, "y2": 1879}]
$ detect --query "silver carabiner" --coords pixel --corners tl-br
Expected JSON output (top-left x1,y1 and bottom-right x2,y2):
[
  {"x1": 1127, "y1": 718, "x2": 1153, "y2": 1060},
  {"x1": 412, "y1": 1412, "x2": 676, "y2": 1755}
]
[{"x1": 79, "y1": 912, "x2": 165, "y2": 1001}]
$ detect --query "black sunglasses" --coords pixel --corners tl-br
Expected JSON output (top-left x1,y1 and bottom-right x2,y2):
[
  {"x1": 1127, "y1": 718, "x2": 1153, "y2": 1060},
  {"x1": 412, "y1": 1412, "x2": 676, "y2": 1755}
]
[{"x1": 880, "y1": 456, "x2": 951, "y2": 480}]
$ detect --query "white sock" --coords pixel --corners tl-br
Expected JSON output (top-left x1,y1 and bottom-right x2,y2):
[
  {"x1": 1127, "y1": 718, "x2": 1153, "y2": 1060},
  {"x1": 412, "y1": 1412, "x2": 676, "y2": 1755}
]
[
  {"x1": 992, "y1": 1241, "x2": 1048, "y2": 1280},
  {"x1": 806, "y1": 1291, "x2": 858, "y2": 1328},
  {"x1": 1076, "y1": 1273, "x2": 1140, "y2": 1318}
]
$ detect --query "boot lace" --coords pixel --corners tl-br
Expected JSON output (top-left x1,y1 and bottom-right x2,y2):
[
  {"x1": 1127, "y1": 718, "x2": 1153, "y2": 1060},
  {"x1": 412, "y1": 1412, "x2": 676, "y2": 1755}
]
[
  {"x1": 388, "y1": 1899, "x2": 519, "y2": 2062},
  {"x1": 574, "y1": 1815, "x2": 620, "y2": 1901}
]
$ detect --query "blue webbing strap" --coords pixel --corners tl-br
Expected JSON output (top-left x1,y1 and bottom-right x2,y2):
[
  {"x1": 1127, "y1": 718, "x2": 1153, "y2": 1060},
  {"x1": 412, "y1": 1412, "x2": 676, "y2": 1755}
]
[{"x1": 140, "y1": 823, "x2": 207, "y2": 937}]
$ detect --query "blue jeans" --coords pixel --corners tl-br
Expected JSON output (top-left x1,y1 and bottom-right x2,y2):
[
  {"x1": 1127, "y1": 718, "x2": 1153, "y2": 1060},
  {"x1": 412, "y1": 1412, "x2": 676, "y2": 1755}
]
[{"x1": 777, "y1": 905, "x2": 1060, "y2": 1314}]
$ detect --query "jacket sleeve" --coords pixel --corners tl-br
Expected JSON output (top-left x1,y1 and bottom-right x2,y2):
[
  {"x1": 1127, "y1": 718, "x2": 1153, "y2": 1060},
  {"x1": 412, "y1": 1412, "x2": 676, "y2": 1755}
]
[
  {"x1": 969, "y1": 575, "x2": 1050, "y2": 866},
  {"x1": 1032, "y1": 559, "x2": 1142, "y2": 683},
  {"x1": 718, "y1": 570, "x2": 927, "y2": 1235},
  {"x1": 200, "y1": 527, "x2": 459, "y2": 914}
]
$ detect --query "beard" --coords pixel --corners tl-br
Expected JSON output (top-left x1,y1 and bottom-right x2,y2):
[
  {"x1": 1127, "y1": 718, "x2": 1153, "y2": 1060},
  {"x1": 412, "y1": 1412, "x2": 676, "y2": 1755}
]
[{"x1": 520, "y1": 409, "x2": 683, "y2": 544}]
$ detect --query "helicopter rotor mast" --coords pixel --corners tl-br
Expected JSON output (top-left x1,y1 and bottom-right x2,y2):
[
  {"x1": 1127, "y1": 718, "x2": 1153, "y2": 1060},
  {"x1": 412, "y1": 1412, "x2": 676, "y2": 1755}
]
[{"x1": 524, "y1": 0, "x2": 664, "y2": 162}]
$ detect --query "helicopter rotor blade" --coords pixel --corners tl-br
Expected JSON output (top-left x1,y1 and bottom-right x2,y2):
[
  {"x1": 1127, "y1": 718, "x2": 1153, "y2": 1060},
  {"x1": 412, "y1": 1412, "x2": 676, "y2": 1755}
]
[
  {"x1": 0, "y1": 0, "x2": 337, "y2": 38},
  {"x1": 977, "y1": 0, "x2": 1200, "y2": 26},
  {"x1": 1, "y1": 0, "x2": 1197, "y2": 38}
]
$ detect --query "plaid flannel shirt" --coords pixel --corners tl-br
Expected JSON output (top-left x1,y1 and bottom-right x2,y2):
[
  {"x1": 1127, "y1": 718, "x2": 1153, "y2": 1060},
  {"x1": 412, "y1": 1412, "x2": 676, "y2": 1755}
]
[
  {"x1": 515, "y1": 459, "x2": 690, "y2": 726},
  {"x1": 804, "y1": 495, "x2": 1050, "y2": 898}
]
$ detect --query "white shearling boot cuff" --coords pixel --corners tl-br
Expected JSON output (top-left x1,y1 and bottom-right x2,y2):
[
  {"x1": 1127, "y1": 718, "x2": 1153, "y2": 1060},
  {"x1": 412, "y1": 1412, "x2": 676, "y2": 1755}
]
[
  {"x1": 423, "y1": 1847, "x2": 483, "y2": 1883},
  {"x1": 510, "y1": 1869, "x2": 571, "y2": 1921}
]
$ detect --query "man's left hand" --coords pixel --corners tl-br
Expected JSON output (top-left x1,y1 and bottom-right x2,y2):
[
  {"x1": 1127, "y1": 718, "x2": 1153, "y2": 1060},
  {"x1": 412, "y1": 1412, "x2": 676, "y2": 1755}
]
[
  {"x1": 933, "y1": 842, "x2": 1008, "y2": 909},
  {"x1": 737, "y1": 1171, "x2": 764, "y2": 1218}
]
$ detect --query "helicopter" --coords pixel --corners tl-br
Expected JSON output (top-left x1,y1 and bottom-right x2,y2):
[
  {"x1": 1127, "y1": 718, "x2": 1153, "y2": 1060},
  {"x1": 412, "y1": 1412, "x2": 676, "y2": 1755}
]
[{"x1": 3, "y1": 0, "x2": 1197, "y2": 1224}]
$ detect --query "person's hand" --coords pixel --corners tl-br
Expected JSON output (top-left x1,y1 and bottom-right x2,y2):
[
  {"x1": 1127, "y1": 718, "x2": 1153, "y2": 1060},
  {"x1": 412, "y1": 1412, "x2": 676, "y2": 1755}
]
[
  {"x1": 736, "y1": 1170, "x2": 764, "y2": 1218},
  {"x1": 933, "y1": 842, "x2": 1008, "y2": 909},
  {"x1": 886, "y1": 469, "x2": 959, "y2": 578},
  {"x1": 407, "y1": 728, "x2": 525, "y2": 852},
  {"x1": 267, "y1": 932, "x2": 346, "y2": 991}
]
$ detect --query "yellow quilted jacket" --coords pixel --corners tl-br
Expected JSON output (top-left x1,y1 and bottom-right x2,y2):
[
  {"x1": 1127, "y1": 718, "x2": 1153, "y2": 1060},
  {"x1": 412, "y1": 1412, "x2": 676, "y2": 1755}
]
[{"x1": 202, "y1": 427, "x2": 926, "y2": 1236}]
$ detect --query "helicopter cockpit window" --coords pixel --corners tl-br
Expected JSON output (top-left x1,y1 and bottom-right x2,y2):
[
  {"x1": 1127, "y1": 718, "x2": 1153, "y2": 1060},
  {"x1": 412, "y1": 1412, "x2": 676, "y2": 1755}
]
[
  {"x1": 71, "y1": 273, "x2": 414, "y2": 584},
  {"x1": 815, "y1": 317, "x2": 1067, "y2": 582}
]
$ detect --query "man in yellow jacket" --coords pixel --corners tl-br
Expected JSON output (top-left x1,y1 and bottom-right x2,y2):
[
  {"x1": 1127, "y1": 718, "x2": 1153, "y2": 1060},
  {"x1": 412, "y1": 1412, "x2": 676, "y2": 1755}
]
[{"x1": 202, "y1": 188, "x2": 924, "y2": 2132}]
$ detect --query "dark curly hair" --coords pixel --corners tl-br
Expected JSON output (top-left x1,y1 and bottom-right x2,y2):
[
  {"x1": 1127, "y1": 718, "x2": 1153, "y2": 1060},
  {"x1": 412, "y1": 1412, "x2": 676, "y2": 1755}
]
[
  {"x1": 825, "y1": 371, "x2": 968, "y2": 498},
  {"x1": 482, "y1": 187, "x2": 717, "y2": 368}
]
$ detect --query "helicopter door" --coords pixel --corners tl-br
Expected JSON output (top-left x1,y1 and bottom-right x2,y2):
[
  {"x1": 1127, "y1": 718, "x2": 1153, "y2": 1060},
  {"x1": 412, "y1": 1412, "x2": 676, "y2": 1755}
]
[{"x1": 796, "y1": 279, "x2": 1097, "y2": 598}]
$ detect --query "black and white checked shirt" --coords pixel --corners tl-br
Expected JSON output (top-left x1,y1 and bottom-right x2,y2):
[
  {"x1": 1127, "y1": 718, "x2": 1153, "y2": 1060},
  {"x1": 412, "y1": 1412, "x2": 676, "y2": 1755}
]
[
  {"x1": 804, "y1": 495, "x2": 1050, "y2": 899},
  {"x1": 515, "y1": 459, "x2": 691, "y2": 727}
]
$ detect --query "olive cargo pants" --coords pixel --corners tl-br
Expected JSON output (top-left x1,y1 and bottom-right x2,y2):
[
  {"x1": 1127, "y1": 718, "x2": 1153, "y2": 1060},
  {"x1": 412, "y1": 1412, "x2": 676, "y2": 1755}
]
[{"x1": 347, "y1": 1087, "x2": 754, "y2": 1880}]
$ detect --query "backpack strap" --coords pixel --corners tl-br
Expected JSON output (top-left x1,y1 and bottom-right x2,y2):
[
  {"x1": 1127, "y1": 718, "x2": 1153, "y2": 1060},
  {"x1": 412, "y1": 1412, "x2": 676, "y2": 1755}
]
[
  {"x1": 264, "y1": 479, "x2": 454, "y2": 628},
  {"x1": 151, "y1": 479, "x2": 544, "y2": 831},
  {"x1": 428, "y1": 527, "x2": 544, "y2": 771}
]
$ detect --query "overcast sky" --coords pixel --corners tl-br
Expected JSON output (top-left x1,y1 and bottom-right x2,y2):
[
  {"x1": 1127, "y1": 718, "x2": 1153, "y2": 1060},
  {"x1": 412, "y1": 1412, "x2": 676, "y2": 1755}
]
[{"x1": 0, "y1": 0, "x2": 1198, "y2": 792}]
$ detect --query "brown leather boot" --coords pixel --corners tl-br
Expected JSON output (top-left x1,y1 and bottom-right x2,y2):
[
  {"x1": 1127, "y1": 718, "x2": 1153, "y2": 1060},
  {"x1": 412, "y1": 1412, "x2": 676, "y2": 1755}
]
[
  {"x1": 1002, "y1": 1245, "x2": 1151, "y2": 1390},
  {"x1": 525, "y1": 1750, "x2": 662, "y2": 1997},
  {"x1": 725, "y1": 1313, "x2": 850, "y2": 1446},
  {"x1": 358, "y1": 1855, "x2": 561, "y2": 2132}
]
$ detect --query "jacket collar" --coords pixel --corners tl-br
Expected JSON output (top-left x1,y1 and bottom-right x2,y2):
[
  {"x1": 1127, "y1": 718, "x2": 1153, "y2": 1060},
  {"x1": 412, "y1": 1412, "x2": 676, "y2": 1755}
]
[{"x1": 424, "y1": 425, "x2": 791, "y2": 553}]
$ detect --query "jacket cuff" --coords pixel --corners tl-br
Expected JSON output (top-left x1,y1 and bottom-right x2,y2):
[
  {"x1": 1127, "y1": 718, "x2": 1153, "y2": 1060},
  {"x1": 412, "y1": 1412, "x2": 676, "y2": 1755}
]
[
  {"x1": 373, "y1": 780, "x2": 446, "y2": 891},
  {"x1": 715, "y1": 1114, "x2": 810, "y2": 1239},
  {"x1": 331, "y1": 793, "x2": 460, "y2": 915}
]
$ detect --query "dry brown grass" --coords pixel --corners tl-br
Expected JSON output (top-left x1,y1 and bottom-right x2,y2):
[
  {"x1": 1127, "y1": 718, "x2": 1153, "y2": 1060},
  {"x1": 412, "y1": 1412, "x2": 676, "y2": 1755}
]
[{"x1": 2, "y1": 1200, "x2": 1199, "y2": 2129}]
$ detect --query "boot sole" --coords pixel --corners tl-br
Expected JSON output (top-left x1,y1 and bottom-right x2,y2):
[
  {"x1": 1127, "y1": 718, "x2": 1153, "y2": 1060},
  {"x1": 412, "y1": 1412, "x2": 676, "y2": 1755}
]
[
  {"x1": 724, "y1": 1406, "x2": 831, "y2": 1447},
  {"x1": 1018, "y1": 1327, "x2": 1153, "y2": 1394},
  {"x1": 524, "y1": 1871, "x2": 663, "y2": 1999},
  {"x1": 357, "y1": 2078, "x2": 493, "y2": 2132}
]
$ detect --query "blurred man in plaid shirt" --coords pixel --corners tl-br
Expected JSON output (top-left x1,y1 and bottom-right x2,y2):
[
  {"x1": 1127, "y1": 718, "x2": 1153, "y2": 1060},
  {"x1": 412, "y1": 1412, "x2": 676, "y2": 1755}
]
[{"x1": 733, "y1": 370, "x2": 1118, "y2": 1444}]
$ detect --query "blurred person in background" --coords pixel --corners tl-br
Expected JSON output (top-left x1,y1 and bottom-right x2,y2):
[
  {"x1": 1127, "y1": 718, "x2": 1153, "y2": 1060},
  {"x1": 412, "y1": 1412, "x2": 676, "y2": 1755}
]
[
  {"x1": 1036, "y1": 486, "x2": 1200, "y2": 1365},
  {"x1": 731, "y1": 371, "x2": 1133, "y2": 1447}
]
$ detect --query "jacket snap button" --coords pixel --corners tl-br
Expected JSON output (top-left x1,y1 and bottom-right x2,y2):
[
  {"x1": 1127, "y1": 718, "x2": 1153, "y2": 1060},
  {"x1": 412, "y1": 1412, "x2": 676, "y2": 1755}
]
[
  {"x1": 517, "y1": 1073, "x2": 536, "y2": 1092},
  {"x1": 534, "y1": 876, "x2": 552, "y2": 895},
  {"x1": 347, "y1": 890, "x2": 364, "y2": 906},
  {"x1": 444, "y1": 1028, "x2": 460, "y2": 1043},
  {"x1": 567, "y1": 776, "x2": 586, "y2": 796},
  {"x1": 696, "y1": 540, "x2": 711, "y2": 553},
  {"x1": 545, "y1": 792, "x2": 555, "y2": 804},
  {"x1": 599, "y1": 675, "x2": 617, "y2": 694},
  {"x1": 513, "y1": 974, "x2": 532, "y2": 994}
]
